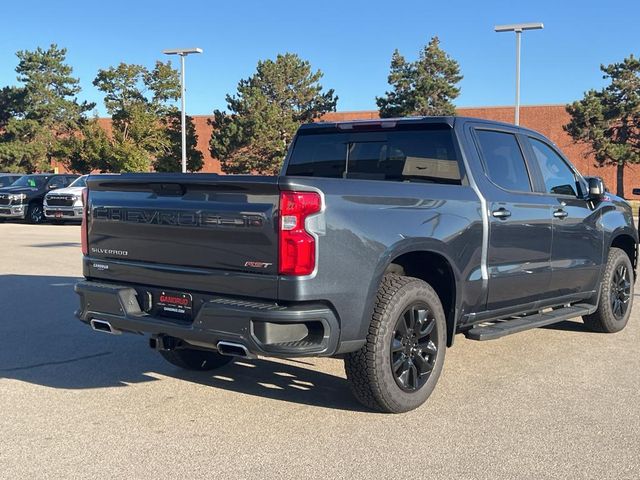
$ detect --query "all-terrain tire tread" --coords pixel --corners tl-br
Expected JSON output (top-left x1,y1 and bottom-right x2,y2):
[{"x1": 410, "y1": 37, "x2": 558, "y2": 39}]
[
  {"x1": 583, "y1": 247, "x2": 634, "y2": 333},
  {"x1": 344, "y1": 274, "x2": 440, "y2": 412}
]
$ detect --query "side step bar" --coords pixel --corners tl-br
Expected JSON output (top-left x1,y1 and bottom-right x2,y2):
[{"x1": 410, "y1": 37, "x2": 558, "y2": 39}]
[{"x1": 464, "y1": 304, "x2": 596, "y2": 341}]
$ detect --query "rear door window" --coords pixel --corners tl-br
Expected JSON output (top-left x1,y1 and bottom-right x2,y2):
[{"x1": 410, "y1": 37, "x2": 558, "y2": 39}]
[
  {"x1": 286, "y1": 126, "x2": 462, "y2": 184},
  {"x1": 476, "y1": 130, "x2": 532, "y2": 192}
]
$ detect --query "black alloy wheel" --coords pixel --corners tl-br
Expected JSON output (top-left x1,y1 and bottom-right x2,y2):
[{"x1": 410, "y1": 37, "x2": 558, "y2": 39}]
[
  {"x1": 583, "y1": 247, "x2": 634, "y2": 333},
  {"x1": 28, "y1": 203, "x2": 44, "y2": 224},
  {"x1": 391, "y1": 303, "x2": 438, "y2": 392},
  {"x1": 610, "y1": 263, "x2": 631, "y2": 320}
]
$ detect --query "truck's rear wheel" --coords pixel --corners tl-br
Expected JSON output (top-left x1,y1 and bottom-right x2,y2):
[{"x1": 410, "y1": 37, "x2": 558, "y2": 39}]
[
  {"x1": 583, "y1": 247, "x2": 634, "y2": 333},
  {"x1": 160, "y1": 348, "x2": 233, "y2": 371},
  {"x1": 344, "y1": 274, "x2": 446, "y2": 413}
]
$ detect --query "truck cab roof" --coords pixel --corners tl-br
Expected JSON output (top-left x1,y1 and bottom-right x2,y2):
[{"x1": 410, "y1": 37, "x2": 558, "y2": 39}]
[{"x1": 299, "y1": 115, "x2": 540, "y2": 135}]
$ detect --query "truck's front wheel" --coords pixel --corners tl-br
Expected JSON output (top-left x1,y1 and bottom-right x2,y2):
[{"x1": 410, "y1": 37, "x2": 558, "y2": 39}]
[
  {"x1": 160, "y1": 348, "x2": 233, "y2": 371},
  {"x1": 344, "y1": 274, "x2": 446, "y2": 413},
  {"x1": 26, "y1": 203, "x2": 45, "y2": 224},
  {"x1": 583, "y1": 247, "x2": 634, "y2": 333}
]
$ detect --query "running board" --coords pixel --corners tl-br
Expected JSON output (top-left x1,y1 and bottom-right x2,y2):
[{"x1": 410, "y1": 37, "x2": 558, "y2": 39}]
[{"x1": 464, "y1": 304, "x2": 596, "y2": 341}]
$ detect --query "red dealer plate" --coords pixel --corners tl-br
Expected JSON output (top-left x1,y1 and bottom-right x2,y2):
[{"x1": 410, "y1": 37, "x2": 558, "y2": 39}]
[
  {"x1": 156, "y1": 290, "x2": 193, "y2": 320},
  {"x1": 55, "y1": 212, "x2": 63, "y2": 218}
]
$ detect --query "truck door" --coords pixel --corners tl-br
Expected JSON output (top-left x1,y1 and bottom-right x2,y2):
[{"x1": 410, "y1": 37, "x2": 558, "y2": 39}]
[
  {"x1": 523, "y1": 136, "x2": 603, "y2": 298},
  {"x1": 473, "y1": 127, "x2": 554, "y2": 312}
]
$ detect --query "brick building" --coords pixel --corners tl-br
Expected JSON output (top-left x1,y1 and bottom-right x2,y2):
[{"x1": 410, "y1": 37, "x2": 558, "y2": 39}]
[{"x1": 55, "y1": 105, "x2": 640, "y2": 199}]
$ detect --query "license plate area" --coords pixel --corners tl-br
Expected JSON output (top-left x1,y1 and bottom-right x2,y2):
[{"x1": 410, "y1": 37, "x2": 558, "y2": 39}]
[
  {"x1": 55, "y1": 211, "x2": 63, "y2": 218},
  {"x1": 156, "y1": 290, "x2": 193, "y2": 320}
]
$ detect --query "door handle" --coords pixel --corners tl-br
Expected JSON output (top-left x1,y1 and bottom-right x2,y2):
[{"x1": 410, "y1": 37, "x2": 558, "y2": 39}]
[
  {"x1": 553, "y1": 209, "x2": 568, "y2": 219},
  {"x1": 492, "y1": 208, "x2": 511, "y2": 219}
]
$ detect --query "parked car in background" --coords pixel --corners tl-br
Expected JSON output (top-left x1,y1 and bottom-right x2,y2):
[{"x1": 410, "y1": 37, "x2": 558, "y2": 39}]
[
  {"x1": 0, "y1": 173, "x2": 78, "y2": 224},
  {"x1": 44, "y1": 175, "x2": 88, "y2": 223},
  {"x1": 0, "y1": 173, "x2": 22, "y2": 188}
]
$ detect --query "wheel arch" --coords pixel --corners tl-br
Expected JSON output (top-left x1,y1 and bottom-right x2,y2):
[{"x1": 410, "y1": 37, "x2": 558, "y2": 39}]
[
  {"x1": 610, "y1": 232, "x2": 637, "y2": 271},
  {"x1": 360, "y1": 240, "x2": 462, "y2": 348}
]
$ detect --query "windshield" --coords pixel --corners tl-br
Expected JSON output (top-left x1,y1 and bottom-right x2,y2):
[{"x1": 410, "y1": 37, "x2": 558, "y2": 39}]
[
  {"x1": 10, "y1": 176, "x2": 48, "y2": 188},
  {"x1": 69, "y1": 176, "x2": 87, "y2": 188},
  {"x1": 286, "y1": 126, "x2": 462, "y2": 184},
  {"x1": 0, "y1": 177, "x2": 17, "y2": 187}
]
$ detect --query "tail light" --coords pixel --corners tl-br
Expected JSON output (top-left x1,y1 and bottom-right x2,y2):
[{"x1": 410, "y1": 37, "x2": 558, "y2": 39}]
[
  {"x1": 278, "y1": 191, "x2": 322, "y2": 276},
  {"x1": 81, "y1": 187, "x2": 88, "y2": 255}
]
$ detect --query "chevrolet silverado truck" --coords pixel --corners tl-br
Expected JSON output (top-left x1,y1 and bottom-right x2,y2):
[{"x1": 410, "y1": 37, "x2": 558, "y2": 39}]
[
  {"x1": 0, "y1": 173, "x2": 78, "y2": 223},
  {"x1": 44, "y1": 175, "x2": 88, "y2": 223},
  {"x1": 75, "y1": 117, "x2": 637, "y2": 413}
]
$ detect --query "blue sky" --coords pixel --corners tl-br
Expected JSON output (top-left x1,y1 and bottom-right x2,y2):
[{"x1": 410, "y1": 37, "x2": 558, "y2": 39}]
[{"x1": 0, "y1": 0, "x2": 638, "y2": 116}]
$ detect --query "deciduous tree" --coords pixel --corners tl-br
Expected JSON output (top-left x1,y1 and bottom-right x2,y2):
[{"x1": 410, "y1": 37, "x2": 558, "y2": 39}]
[{"x1": 93, "y1": 61, "x2": 185, "y2": 172}]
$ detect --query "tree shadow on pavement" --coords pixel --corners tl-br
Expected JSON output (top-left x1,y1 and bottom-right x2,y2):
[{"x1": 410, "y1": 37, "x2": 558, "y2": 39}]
[{"x1": 0, "y1": 274, "x2": 368, "y2": 413}]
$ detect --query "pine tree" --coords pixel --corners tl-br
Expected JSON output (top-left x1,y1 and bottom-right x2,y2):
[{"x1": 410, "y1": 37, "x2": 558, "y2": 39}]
[
  {"x1": 210, "y1": 53, "x2": 337, "y2": 174},
  {"x1": 154, "y1": 112, "x2": 204, "y2": 172},
  {"x1": 565, "y1": 55, "x2": 640, "y2": 197},
  {"x1": 377, "y1": 37, "x2": 462, "y2": 118},
  {"x1": 0, "y1": 44, "x2": 94, "y2": 172}
]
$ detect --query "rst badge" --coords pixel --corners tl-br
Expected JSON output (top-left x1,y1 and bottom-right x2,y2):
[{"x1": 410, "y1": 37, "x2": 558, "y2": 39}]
[{"x1": 244, "y1": 261, "x2": 273, "y2": 269}]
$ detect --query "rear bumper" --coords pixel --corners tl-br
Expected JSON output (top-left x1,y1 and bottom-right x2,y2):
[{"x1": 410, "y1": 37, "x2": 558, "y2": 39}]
[
  {"x1": 0, "y1": 205, "x2": 26, "y2": 219},
  {"x1": 75, "y1": 280, "x2": 341, "y2": 357}
]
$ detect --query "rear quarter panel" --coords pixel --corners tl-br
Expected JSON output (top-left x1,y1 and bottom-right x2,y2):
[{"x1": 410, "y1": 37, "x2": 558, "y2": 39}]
[{"x1": 279, "y1": 176, "x2": 484, "y2": 344}]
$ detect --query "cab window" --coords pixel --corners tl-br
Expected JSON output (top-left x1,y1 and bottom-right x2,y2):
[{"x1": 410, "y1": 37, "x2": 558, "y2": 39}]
[
  {"x1": 528, "y1": 138, "x2": 579, "y2": 197},
  {"x1": 476, "y1": 130, "x2": 532, "y2": 192}
]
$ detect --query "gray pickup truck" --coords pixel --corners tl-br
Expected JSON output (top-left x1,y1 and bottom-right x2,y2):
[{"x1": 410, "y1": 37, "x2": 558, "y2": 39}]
[{"x1": 75, "y1": 116, "x2": 637, "y2": 413}]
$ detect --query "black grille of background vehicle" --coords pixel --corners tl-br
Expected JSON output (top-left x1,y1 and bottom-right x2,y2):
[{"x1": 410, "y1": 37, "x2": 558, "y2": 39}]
[
  {"x1": 0, "y1": 195, "x2": 11, "y2": 206},
  {"x1": 46, "y1": 195, "x2": 75, "y2": 207}
]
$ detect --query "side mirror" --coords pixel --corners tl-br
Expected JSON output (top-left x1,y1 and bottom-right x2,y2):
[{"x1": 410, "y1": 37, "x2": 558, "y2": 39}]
[{"x1": 587, "y1": 176, "x2": 605, "y2": 200}]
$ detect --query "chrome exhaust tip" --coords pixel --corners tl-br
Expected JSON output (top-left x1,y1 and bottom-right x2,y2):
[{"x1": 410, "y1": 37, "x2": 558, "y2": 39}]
[
  {"x1": 216, "y1": 341, "x2": 254, "y2": 358},
  {"x1": 90, "y1": 319, "x2": 122, "y2": 335}
]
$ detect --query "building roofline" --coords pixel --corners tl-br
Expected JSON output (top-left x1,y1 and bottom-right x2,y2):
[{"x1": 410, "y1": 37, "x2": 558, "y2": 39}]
[
  {"x1": 457, "y1": 103, "x2": 566, "y2": 109},
  {"x1": 95, "y1": 104, "x2": 570, "y2": 121}
]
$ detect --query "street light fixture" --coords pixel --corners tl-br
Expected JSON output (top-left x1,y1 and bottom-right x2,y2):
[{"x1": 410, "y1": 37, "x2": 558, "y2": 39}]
[
  {"x1": 162, "y1": 47, "x2": 203, "y2": 173},
  {"x1": 494, "y1": 22, "x2": 543, "y2": 126}
]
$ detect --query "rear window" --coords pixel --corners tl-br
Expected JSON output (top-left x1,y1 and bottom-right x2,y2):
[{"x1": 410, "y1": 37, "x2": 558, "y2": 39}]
[{"x1": 286, "y1": 126, "x2": 462, "y2": 184}]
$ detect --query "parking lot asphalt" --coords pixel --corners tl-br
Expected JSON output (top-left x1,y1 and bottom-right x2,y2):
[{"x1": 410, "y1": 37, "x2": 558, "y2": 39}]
[{"x1": 1, "y1": 222, "x2": 639, "y2": 479}]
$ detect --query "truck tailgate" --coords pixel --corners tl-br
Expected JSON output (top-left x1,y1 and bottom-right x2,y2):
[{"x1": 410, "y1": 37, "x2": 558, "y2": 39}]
[{"x1": 86, "y1": 174, "x2": 280, "y2": 280}]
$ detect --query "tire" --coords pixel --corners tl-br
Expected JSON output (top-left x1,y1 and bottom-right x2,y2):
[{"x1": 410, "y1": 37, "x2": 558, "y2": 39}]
[
  {"x1": 583, "y1": 247, "x2": 634, "y2": 333},
  {"x1": 344, "y1": 274, "x2": 447, "y2": 413},
  {"x1": 26, "y1": 203, "x2": 45, "y2": 224},
  {"x1": 160, "y1": 348, "x2": 234, "y2": 371}
]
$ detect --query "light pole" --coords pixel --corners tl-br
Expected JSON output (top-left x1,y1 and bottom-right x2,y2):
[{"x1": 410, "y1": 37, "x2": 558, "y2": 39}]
[
  {"x1": 162, "y1": 47, "x2": 203, "y2": 173},
  {"x1": 494, "y1": 22, "x2": 543, "y2": 125}
]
